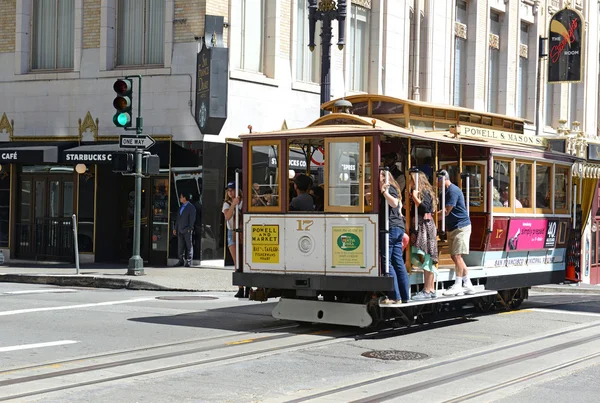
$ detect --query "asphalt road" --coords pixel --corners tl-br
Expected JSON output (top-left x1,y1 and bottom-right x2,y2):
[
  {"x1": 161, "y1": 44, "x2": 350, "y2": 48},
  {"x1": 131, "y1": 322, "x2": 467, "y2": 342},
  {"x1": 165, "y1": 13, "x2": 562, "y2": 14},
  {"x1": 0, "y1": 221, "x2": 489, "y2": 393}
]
[{"x1": 1, "y1": 284, "x2": 600, "y2": 402}]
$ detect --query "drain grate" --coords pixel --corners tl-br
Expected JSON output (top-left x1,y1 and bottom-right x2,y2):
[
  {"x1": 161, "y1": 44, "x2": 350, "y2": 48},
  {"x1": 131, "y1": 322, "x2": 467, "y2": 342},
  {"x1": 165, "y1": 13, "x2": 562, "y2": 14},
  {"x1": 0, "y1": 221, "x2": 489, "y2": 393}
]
[
  {"x1": 155, "y1": 296, "x2": 218, "y2": 301},
  {"x1": 361, "y1": 350, "x2": 429, "y2": 361}
]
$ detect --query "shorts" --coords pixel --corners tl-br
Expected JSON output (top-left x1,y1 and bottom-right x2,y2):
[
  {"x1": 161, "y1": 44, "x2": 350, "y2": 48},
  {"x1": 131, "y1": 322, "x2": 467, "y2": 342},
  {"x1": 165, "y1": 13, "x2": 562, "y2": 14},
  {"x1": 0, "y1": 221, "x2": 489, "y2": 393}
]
[
  {"x1": 447, "y1": 225, "x2": 471, "y2": 256},
  {"x1": 227, "y1": 229, "x2": 235, "y2": 247}
]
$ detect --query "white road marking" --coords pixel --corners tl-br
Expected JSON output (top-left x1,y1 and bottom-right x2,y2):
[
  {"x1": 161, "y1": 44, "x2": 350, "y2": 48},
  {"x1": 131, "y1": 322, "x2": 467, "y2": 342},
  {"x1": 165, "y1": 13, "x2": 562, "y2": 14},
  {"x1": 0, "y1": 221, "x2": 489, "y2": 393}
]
[
  {"x1": 3, "y1": 289, "x2": 78, "y2": 295},
  {"x1": 0, "y1": 297, "x2": 157, "y2": 317},
  {"x1": 530, "y1": 308, "x2": 600, "y2": 317},
  {"x1": 0, "y1": 340, "x2": 79, "y2": 353}
]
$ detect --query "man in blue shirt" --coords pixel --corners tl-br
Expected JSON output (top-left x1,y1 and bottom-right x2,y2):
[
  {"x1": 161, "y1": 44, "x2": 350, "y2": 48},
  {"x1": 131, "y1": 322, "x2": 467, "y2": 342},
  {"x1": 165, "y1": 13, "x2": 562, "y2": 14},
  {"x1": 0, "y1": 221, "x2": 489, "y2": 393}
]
[
  {"x1": 173, "y1": 193, "x2": 196, "y2": 267},
  {"x1": 438, "y1": 170, "x2": 474, "y2": 296}
]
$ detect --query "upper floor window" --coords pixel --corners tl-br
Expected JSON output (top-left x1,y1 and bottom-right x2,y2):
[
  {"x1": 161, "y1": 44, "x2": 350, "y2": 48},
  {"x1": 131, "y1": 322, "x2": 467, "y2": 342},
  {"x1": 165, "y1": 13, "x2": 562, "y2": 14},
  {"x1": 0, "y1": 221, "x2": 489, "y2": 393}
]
[
  {"x1": 487, "y1": 11, "x2": 501, "y2": 113},
  {"x1": 117, "y1": 0, "x2": 165, "y2": 66},
  {"x1": 296, "y1": 0, "x2": 320, "y2": 83},
  {"x1": 234, "y1": 0, "x2": 265, "y2": 73},
  {"x1": 517, "y1": 22, "x2": 530, "y2": 118},
  {"x1": 32, "y1": 0, "x2": 74, "y2": 70},
  {"x1": 348, "y1": 4, "x2": 369, "y2": 92},
  {"x1": 453, "y1": 0, "x2": 468, "y2": 106}
]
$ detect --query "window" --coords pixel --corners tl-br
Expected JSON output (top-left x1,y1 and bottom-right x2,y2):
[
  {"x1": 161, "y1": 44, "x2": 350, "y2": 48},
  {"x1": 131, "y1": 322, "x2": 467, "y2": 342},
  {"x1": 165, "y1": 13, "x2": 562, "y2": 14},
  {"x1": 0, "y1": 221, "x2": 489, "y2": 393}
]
[
  {"x1": 117, "y1": 0, "x2": 165, "y2": 66},
  {"x1": 461, "y1": 163, "x2": 485, "y2": 212},
  {"x1": 515, "y1": 162, "x2": 532, "y2": 209},
  {"x1": 349, "y1": 5, "x2": 369, "y2": 92},
  {"x1": 453, "y1": 0, "x2": 468, "y2": 106},
  {"x1": 545, "y1": 82, "x2": 554, "y2": 127},
  {"x1": 555, "y1": 166, "x2": 569, "y2": 211},
  {"x1": 32, "y1": 0, "x2": 74, "y2": 70},
  {"x1": 324, "y1": 137, "x2": 365, "y2": 212},
  {"x1": 493, "y1": 160, "x2": 512, "y2": 211},
  {"x1": 0, "y1": 166, "x2": 9, "y2": 248},
  {"x1": 570, "y1": 83, "x2": 578, "y2": 125},
  {"x1": 488, "y1": 12, "x2": 501, "y2": 113},
  {"x1": 248, "y1": 141, "x2": 281, "y2": 212},
  {"x1": 517, "y1": 23, "x2": 530, "y2": 118},
  {"x1": 296, "y1": 0, "x2": 320, "y2": 83},
  {"x1": 234, "y1": 0, "x2": 265, "y2": 72},
  {"x1": 535, "y1": 164, "x2": 552, "y2": 210}
]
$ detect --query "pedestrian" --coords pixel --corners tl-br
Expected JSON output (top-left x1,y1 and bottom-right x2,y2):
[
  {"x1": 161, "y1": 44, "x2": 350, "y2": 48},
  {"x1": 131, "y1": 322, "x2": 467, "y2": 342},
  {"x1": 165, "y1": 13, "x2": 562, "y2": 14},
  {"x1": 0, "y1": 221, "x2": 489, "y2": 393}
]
[
  {"x1": 379, "y1": 170, "x2": 411, "y2": 304},
  {"x1": 409, "y1": 171, "x2": 439, "y2": 301},
  {"x1": 172, "y1": 192, "x2": 196, "y2": 267},
  {"x1": 222, "y1": 182, "x2": 247, "y2": 298},
  {"x1": 438, "y1": 170, "x2": 475, "y2": 296}
]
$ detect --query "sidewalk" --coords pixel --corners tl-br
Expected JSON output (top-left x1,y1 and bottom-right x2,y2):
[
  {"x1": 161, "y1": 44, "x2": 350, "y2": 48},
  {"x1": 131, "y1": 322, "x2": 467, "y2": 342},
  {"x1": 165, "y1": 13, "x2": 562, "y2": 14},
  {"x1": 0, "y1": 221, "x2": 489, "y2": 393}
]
[{"x1": 0, "y1": 261, "x2": 237, "y2": 292}]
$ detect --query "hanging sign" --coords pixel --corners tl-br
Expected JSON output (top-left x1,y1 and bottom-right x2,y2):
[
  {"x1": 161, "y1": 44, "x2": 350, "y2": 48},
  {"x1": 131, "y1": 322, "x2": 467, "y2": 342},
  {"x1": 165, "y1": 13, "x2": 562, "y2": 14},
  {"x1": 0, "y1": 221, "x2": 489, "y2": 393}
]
[{"x1": 548, "y1": 8, "x2": 584, "y2": 83}]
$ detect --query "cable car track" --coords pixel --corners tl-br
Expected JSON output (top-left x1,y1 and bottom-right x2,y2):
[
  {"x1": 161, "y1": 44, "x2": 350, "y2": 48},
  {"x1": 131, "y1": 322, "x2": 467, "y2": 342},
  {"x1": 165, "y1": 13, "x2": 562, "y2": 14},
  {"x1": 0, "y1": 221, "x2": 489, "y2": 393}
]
[{"x1": 282, "y1": 320, "x2": 600, "y2": 403}]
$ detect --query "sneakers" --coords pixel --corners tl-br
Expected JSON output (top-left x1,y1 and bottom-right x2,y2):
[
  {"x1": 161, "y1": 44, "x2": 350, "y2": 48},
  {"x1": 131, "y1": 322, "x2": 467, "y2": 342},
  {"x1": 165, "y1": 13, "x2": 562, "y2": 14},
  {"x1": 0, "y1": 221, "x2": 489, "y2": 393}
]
[
  {"x1": 443, "y1": 284, "x2": 465, "y2": 296},
  {"x1": 463, "y1": 283, "x2": 476, "y2": 295},
  {"x1": 412, "y1": 291, "x2": 437, "y2": 301}
]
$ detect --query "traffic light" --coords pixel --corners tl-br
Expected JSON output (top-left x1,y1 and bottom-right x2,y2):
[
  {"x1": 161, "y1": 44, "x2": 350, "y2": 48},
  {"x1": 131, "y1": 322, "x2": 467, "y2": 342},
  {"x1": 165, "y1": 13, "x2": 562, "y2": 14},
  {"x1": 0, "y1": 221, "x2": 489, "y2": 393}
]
[
  {"x1": 112, "y1": 152, "x2": 135, "y2": 173},
  {"x1": 113, "y1": 78, "x2": 133, "y2": 128}
]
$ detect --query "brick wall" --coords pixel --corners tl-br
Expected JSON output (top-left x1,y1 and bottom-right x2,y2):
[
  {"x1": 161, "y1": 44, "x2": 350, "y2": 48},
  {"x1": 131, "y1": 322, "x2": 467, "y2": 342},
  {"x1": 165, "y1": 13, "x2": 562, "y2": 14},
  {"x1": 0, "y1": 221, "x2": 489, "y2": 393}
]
[
  {"x1": 280, "y1": 0, "x2": 291, "y2": 57},
  {"x1": 0, "y1": 0, "x2": 16, "y2": 53},
  {"x1": 206, "y1": 0, "x2": 229, "y2": 46},
  {"x1": 83, "y1": 0, "x2": 100, "y2": 49},
  {"x1": 175, "y1": 0, "x2": 206, "y2": 43}
]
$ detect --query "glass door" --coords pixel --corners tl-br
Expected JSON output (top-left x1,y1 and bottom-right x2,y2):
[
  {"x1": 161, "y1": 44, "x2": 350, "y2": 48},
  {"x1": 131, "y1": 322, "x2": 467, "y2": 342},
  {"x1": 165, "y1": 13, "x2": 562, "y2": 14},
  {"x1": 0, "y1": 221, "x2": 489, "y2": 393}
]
[
  {"x1": 323, "y1": 137, "x2": 365, "y2": 213},
  {"x1": 149, "y1": 177, "x2": 169, "y2": 265}
]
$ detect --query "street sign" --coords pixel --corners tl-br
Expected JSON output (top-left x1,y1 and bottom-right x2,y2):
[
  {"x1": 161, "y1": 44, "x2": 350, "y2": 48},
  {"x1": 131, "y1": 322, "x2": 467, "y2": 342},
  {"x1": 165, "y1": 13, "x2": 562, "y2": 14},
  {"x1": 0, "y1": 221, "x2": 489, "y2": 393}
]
[{"x1": 120, "y1": 134, "x2": 156, "y2": 150}]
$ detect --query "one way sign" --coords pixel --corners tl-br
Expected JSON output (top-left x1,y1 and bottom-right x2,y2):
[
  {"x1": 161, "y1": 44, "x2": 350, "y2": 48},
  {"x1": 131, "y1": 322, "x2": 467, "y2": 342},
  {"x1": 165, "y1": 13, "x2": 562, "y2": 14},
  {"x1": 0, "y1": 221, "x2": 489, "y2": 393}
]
[{"x1": 120, "y1": 135, "x2": 156, "y2": 150}]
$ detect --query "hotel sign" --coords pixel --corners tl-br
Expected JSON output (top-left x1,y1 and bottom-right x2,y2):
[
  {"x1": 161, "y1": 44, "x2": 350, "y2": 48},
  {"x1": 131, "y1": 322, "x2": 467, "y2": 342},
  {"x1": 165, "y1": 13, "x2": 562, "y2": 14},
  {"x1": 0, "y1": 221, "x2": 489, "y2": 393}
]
[
  {"x1": 548, "y1": 8, "x2": 584, "y2": 83},
  {"x1": 460, "y1": 126, "x2": 547, "y2": 147}
]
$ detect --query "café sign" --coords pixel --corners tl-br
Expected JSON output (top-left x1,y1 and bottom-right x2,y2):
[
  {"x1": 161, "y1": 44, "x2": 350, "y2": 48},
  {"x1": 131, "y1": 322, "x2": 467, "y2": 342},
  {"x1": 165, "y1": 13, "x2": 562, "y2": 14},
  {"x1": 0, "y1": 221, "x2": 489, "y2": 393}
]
[{"x1": 460, "y1": 125, "x2": 547, "y2": 147}]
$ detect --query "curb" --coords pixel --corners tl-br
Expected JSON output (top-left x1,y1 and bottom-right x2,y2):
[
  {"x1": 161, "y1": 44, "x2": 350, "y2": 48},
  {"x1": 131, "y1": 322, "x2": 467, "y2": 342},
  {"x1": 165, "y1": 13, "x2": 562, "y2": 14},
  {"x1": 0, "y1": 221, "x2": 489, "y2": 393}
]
[
  {"x1": 532, "y1": 286, "x2": 600, "y2": 294},
  {"x1": 0, "y1": 274, "x2": 198, "y2": 292}
]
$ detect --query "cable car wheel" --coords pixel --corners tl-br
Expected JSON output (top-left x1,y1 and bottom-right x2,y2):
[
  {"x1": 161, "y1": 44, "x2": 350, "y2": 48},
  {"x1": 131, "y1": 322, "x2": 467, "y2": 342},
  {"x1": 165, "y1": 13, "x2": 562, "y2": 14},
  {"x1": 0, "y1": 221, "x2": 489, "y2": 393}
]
[
  {"x1": 474, "y1": 294, "x2": 497, "y2": 313},
  {"x1": 497, "y1": 288, "x2": 528, "y2": 311}
]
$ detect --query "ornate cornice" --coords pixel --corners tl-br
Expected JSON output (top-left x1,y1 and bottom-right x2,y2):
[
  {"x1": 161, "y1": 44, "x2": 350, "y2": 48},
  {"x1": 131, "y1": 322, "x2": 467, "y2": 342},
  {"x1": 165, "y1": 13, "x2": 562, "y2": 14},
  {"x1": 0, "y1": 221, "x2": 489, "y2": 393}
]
[
  {"x1": 489, "y1": 34, "x2": 500, "y2": 50},
  {"x1": 455, "y1": 22, "x2": 467, "y2": 39},
  {"x1": 79, "y1": 111, "x2": 98, "y2": 140},
  {"x1": 520, "y1": 44, "x2": 528, "y2": 59},
  {"x1": 351, "y1": 0, "x2": 371, "y2": 9},
  {"x1": 0, "y1": 113, "x2": 13, "y2": 138}
]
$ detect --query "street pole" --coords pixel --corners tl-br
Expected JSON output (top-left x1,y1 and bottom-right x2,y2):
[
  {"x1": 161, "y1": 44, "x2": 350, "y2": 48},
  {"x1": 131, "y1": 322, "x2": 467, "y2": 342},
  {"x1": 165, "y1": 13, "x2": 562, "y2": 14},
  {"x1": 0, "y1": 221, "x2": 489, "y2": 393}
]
[
  {"x1": 127, "y1": 75, "x2": 144, "y2": 276},
  {"x1": 308, "y1": 0, "x2": 347, "y2": 117}
]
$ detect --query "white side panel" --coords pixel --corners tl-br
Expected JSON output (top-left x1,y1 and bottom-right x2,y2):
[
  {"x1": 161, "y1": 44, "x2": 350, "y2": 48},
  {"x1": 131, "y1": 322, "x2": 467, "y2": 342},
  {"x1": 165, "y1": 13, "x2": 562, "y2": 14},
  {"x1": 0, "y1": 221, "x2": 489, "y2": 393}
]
[
  {"x1": 273, "y1": 299, "x2": 373, "y2": 328},
  {"x1": 325, "y1": 215, "x2": 379, "y2": 277},
  {"x1": 284, "y1": 216, "x2": 326, "y2": 274},
  {"x1": 244, "y1": 215, "x2": 286, "y2": 273}
]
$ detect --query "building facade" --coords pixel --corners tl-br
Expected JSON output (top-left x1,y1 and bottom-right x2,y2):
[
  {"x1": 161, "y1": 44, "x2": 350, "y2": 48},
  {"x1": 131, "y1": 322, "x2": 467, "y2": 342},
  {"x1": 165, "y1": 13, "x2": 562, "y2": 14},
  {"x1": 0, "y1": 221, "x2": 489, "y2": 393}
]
[{"x1": 0, "y1": 0, "x2": 599, "y2": 272}]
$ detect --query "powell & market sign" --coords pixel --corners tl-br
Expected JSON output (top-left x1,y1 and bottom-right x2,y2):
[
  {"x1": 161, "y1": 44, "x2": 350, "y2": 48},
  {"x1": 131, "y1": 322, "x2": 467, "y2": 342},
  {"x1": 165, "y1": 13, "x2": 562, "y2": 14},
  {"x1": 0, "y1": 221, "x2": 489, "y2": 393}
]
[{"x1": 459, "y1": 125, "x2": 547, "y2": 147}]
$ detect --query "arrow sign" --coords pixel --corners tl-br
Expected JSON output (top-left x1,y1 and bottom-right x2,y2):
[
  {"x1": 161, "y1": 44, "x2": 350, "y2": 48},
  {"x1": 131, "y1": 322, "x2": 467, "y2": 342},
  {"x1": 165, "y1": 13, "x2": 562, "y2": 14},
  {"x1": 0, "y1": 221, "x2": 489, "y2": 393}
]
[{"x1": 120, "y1": 135, "x2": 156, "y2": 150}]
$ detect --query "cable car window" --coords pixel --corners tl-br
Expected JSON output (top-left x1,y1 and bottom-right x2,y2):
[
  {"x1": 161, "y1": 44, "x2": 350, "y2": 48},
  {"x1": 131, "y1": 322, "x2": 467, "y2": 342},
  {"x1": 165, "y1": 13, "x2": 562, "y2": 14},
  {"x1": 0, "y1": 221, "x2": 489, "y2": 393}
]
[
  {"x1": 248, "y1": 141, "x2": 281, "y2": 211},
  {"x1": 515, "y1": 162, "x2": 532, "y2": 209},
  {"x1": 324, "y1": 137, "x2": 365, "y2": 212},
  {"x1": 493, "y1": 160, "x2": 513, "y2": 211},
  {"x1": 461, "y1": 164, "x2": 485, "y2": 211},
  {"x1": 535, "y1": 164, "x2": 552, "y2": 210},
  {"x1": 555, "y1": 166, "x2": 569, "y2": 211}
]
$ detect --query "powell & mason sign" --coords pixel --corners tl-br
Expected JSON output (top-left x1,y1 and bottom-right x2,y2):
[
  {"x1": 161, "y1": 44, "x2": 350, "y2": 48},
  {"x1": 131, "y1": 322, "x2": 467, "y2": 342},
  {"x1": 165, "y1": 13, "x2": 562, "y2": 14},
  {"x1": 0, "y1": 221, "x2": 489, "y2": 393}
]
[
  {"x1": 459, "y1": 125, "x2": 547, "y2": 147},
  {"x1": 548, "y1": 7, "x2": 584, "y2": 83}
]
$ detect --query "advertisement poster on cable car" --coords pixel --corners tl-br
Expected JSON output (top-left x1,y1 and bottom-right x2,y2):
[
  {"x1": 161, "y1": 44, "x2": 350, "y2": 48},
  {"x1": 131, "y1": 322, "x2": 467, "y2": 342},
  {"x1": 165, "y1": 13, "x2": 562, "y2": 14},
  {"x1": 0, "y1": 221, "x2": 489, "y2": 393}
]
[
  {"x1": 331, "y1": 226, "x2": 365, "y2": 268},
  {"x1": 505, "y1": 219, "x2": 551, "y2": 251}
]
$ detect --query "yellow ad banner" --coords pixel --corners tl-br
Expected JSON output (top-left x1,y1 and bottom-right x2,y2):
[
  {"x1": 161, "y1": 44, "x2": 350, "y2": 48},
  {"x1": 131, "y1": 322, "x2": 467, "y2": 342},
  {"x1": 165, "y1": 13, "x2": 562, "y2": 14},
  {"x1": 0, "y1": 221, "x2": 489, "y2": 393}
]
[
  {"x1": 251, "y1": 225, "x2": 280, "y2": 264},
  {"x1": 332, "y1": 226, "x2": 365, "y2": 268}
]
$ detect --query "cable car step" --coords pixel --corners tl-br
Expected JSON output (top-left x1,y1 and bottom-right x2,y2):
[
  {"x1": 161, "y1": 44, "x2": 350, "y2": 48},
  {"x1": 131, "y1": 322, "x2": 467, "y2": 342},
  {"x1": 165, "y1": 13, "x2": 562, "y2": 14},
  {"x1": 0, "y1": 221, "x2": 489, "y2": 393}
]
[{"x1": 379, "y1": 289, "x2": 498, "y2": 308}]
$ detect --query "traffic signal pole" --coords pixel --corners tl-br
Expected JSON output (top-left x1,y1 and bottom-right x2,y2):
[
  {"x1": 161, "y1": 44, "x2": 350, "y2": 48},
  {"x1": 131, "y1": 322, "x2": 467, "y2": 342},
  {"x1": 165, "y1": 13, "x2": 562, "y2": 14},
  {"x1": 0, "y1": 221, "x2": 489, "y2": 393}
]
[{"x1": 127, "y1": 76, "x2": 144, "y2": 275}]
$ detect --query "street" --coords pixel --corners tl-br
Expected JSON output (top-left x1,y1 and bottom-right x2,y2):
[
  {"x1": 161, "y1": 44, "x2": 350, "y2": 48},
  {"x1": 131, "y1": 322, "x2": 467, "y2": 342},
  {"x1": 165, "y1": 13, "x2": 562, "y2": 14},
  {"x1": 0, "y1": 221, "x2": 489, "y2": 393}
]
[{"x1": 1, "y1": 284, "x2": 600, "y2": 402}]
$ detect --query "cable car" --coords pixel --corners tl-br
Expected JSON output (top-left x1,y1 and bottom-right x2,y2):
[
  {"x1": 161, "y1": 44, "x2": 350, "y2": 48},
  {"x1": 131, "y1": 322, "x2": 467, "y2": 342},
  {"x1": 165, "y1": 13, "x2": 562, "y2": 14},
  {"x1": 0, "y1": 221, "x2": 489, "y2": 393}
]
[{"x1": 232, "y1": 95, "x2": 580, "y2": 328}]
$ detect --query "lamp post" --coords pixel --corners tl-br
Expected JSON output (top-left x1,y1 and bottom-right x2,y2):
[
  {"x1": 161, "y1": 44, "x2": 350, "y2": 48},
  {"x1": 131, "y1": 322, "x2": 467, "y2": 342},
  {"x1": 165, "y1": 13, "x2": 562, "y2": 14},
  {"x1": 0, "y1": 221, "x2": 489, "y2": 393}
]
[{"x1": 308, "y1": 0, "x2": 347, "y2": 117}]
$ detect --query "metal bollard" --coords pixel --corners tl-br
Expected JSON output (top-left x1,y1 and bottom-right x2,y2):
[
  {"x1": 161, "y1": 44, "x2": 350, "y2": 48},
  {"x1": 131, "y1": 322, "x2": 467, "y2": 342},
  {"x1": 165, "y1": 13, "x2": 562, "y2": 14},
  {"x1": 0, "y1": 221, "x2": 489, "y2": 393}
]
[{"x1": 72, "y1": 214, "x2": 80, "y2": 275}]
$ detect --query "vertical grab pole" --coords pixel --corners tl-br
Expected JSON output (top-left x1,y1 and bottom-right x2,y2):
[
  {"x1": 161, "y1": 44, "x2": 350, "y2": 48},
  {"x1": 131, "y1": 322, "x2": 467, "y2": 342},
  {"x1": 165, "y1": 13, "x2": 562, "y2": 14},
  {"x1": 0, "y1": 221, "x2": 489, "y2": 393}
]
[
  {"x1": 235, "y1": 170, "x2": 240, "y2": 271},
  {"x1": 411, "y1": 169, "x2": 419, "y2": 232},
  {"x1": 72, "y1": 214, "x2": 80, "y2": 275},
  {"x1": 573, "y1": 183, "x2": 577, "y2": 230},
  {"x1": 437, "y1": 171, "x2": 446, "y2": 234},
  {"x1": 489, "y1": 156, "x2": 494, "y2": 234},
  {"x1": 380, "y1": 167, "x2": 390, "y2": 276},
  {"x1": 466, "y1": 175, "x2": 470, "y2": 215}
]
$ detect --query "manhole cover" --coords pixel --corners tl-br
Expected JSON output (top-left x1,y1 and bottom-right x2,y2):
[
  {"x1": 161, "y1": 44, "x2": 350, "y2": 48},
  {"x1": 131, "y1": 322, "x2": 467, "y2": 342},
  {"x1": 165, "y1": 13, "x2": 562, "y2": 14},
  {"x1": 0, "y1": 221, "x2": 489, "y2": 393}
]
[
  {"x1": 361, "y1": 350, "x2": 429, "y2": 361},
  {"x1": 155, "y1": 296, "x2": 218, "y2": 301}
]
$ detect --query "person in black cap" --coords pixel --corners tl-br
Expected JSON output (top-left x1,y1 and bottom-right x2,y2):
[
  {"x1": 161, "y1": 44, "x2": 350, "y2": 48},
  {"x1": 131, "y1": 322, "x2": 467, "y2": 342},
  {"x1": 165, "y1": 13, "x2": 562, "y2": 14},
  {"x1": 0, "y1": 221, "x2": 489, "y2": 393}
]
[{"x1": 173, "y1": 192, "x2": 196, "y2": 267}]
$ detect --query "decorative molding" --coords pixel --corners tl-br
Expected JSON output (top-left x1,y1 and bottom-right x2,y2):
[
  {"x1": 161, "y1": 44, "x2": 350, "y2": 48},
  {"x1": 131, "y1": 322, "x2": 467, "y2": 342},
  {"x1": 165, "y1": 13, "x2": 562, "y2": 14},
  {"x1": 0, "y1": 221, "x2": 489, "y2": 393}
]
[
  {"x1": 78, "y1": 111, "x2": 99, "y2": 140},
  {"x1": 455, "y1": 22, "x2": 467, "y2": 39},
  {"x1": 0, "y1": 113, "x2": 13, "y2": 138},
  {"x1": 318, "y1": 0, "x2": 336, "y2": 12},
  {"x1": 351, "y1": 0, "x2": 371, "y2": 9},
  {"x1": 489, "y1": 34, "x2": 500, "y2": 50},
  {"x1": 520, "y1": 44, "x2": 528, "y2": 58}
]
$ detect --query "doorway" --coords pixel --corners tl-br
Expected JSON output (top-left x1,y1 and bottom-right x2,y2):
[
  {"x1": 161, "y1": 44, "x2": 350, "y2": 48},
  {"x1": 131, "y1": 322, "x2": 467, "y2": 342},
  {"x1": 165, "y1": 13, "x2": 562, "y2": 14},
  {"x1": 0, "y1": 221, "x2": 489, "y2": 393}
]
[{"x1": 15, "y1": 171, "x2": 76, "y2": 261}]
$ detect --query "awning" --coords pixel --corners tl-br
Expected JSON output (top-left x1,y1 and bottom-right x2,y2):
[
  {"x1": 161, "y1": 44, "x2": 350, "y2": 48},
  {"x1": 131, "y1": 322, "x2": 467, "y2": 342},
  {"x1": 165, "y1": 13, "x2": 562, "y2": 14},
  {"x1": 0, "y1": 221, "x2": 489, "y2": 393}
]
[
  {"x1": 0, "y1": 142, "x2": 67, "y2": 164},
  {"x1": 62, "y1": 143, "x2": 124, "y2": 164}
]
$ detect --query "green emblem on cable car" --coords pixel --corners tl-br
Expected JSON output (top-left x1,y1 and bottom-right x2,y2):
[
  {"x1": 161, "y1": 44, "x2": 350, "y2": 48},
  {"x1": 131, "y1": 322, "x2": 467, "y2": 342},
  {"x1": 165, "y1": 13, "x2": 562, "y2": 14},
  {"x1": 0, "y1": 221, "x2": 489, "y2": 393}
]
[{"x1": 337, "y1": 233, "x2": 360, "y2": 251}]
